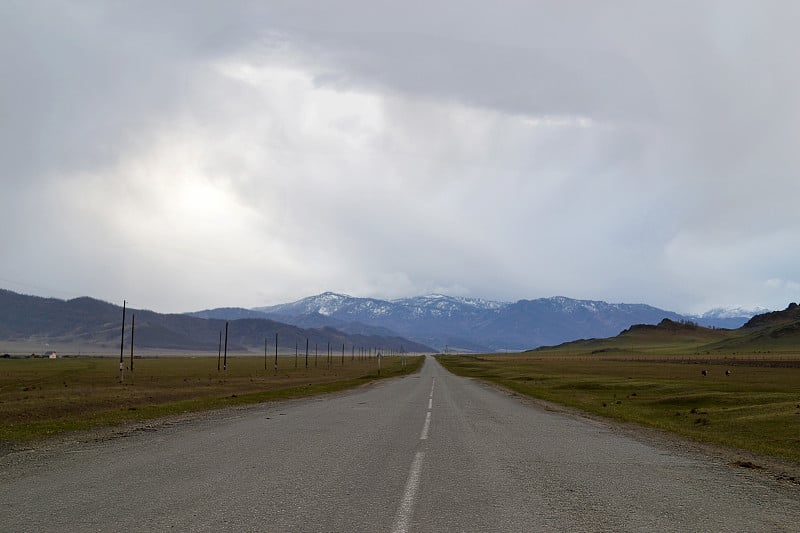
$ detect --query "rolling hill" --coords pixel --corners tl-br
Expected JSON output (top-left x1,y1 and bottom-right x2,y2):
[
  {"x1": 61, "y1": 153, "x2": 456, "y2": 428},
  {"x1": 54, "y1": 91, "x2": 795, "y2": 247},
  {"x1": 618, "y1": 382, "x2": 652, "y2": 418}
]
[
  {"x1": 531, "y1": 303, "x2": 800, "y2": 355},
  {"x1": 0, "y1": 289, "x2": 433, "y2": 354}
]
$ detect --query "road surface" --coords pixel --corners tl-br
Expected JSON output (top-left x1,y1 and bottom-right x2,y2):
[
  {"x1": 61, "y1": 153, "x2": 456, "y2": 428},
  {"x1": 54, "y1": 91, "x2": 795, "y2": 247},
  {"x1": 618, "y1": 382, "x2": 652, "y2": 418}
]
[{"x1": 1, "y1": 356, "x2": 798, "y2": 531}]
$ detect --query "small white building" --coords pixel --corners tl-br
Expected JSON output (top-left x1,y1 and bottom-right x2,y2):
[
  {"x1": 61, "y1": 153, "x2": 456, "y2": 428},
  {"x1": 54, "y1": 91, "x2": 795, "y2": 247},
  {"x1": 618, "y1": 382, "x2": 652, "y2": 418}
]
[{"x1": 45, "y1": 351, "x2": 58, "y2": 359}]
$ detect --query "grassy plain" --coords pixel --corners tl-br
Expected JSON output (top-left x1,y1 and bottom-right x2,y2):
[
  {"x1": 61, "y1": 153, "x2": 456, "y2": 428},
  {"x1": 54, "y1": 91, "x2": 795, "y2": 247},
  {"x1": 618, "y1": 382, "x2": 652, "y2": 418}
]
[
  {"x1": 0, "y1": 355, "x2": 423, "y2": 442},
  {"x1": 437, "y1": 353, "x2": 800, "y2": 464}
]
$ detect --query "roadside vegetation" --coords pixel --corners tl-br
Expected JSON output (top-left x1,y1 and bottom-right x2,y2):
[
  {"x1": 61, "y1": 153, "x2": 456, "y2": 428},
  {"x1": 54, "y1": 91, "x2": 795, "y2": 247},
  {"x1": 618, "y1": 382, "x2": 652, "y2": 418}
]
[
  {"x1": 437, "y1": 352, "x2": 800, "y2": 464},
  {"x1": 0, "y1": 355, "x2": 423, "y2": 442}
]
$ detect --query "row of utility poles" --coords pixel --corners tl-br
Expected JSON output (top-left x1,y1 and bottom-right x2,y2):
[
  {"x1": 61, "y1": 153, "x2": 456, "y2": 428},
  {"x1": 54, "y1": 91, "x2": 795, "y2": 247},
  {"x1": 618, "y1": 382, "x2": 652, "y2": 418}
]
[
  {"x1": 218, "y1": 330, "x2": 401, "y2": 374},
  {"x1": 118, "y1": 300, "x2": 404, "y2": 383},
  {"x1": 222, "y1": 331, "x2": 395, "y2": 374},
  {"x1": 276, "y1": 337, "x2": 395, "y2": 373}
]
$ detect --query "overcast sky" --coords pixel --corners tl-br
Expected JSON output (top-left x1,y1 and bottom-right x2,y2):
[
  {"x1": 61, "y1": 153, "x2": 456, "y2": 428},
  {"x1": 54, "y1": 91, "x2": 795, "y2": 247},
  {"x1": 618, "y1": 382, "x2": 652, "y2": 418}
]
[{"x1": 1, "y1": 1, "x2": 799, "y2": 314}]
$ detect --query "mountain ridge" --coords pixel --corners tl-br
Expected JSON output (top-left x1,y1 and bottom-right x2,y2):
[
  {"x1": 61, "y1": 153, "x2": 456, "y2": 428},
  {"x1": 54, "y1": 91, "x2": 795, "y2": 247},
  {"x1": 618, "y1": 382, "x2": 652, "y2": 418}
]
[
  {"x1": 0, "y1": 289, "x2": 433, "y2": 354},
  {"x1": 246, "y1": 292, "x2": 765, "y2": 352},
  {"x1": 1, "y1": 287, "x2": 768, "y2": 354}
]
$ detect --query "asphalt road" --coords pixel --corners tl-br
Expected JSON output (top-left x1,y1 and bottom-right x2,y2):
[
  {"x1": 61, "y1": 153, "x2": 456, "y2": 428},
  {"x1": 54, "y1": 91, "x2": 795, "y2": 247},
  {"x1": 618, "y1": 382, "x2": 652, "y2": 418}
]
[{"x1": 1, "y1": 356, "x2": 798, "y2": 532}]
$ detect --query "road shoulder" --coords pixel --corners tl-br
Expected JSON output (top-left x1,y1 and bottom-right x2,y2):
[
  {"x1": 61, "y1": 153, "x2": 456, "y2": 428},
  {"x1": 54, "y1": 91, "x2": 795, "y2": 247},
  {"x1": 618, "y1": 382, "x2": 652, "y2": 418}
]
[{"x1": 468, "y1": 376, "x2": 800, "y2": 487}]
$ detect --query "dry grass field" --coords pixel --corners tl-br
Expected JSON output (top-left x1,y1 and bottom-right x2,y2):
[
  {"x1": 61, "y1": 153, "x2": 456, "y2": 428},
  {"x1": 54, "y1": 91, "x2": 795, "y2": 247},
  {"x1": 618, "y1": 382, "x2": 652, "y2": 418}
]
[{"x1": 0, "y1": 354, "x2": 423, "y2": 442}]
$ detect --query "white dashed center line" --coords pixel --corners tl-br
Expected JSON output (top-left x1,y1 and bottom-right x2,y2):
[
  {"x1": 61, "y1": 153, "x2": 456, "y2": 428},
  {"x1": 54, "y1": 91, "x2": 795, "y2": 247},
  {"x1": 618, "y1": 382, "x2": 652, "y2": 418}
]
[
  {"x1": 391, "y1": 451, "x2": 425, "y2": 533},
  {"x1": 420, "y1": 411, "x2": 432, "y2": 440},
  {"x1": 391, "y1": 375, "x2": 436, "y2": 533}
]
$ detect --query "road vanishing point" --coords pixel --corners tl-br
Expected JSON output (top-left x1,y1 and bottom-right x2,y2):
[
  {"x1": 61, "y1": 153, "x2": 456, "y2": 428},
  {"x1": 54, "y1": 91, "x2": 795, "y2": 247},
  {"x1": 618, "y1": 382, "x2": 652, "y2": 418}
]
[{"x1": 1, "y1": 356, "x2": 798, "y2": 531}]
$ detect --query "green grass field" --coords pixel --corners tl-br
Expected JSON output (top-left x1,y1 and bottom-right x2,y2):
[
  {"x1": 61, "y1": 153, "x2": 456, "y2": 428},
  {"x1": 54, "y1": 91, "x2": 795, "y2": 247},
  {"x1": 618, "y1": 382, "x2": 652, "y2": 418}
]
[
  {"x1": 437, "y1": 354, "x2": 800, "y2": 464},
  {"x1": 0, "y1": 355, "x2": 423, "y2": 442}
]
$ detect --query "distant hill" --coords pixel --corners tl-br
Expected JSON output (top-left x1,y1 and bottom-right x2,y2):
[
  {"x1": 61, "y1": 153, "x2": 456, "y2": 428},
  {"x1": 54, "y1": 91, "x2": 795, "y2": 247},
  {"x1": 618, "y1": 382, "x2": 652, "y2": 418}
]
[
  {"x1": 707, "y1": 303, "x2": 800, "y2": 353},
  {"x1": 741, "y1": 302, "x2": 800, "y2": 329},
  {"x1": 0, "y1": 289, "x2": 433, "y2": 354},
  {"x1": 531, "y1": 304, "x2": 800, "y2": 355}
]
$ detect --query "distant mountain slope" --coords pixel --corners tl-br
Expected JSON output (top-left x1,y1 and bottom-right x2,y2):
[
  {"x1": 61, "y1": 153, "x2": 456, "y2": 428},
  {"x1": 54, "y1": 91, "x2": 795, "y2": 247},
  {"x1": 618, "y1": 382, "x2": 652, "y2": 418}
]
[
  {"x1": 741, "y1": 302, "x2": 800, "y2": 329},
  {"x1": 255, "y1": 292, "x2": 505, "y2": 351},
  {"x1": 0, "y1": 291, "x2": 122, "y2": 342},
  {"x1": 253, "y1": 292, "x2": 739, "y2": 351},
  {"x1": 0, "y1": 289, "x2": 433, "y2": 353},
  {"x1": 695, "y1": 307, "x2": 770, "y2": 329},
  {"x1": 619, "y1": 318, "x2": 735, "y2": 348},
  {"x1": 530, "y1": 318, "x2": 733, "y2": 355},
  {"x1": 470, "y1": 297, "x2": 688, "y2": 350},
  {"x1": 531, "y1": 304, "x2": 800, "y2": 355},
  {"x1": 707, "y1": 302, "x2": 800, "y2": 352}
]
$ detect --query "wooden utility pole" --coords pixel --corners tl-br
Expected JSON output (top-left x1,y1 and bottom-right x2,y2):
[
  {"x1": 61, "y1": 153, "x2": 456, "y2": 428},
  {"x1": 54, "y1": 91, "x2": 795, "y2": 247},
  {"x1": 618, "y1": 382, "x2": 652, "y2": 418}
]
[
  {"x1": 119, "y1": 300, "x2": 126, "y2": 383},
  {"x1": 264, "y1": 337, "x2": 268, "y2": 371},
  {"x1": 341, "y1": 343, "x2": 345, "y2": 366},
  {"x1": 274, "y1": 332, "x2": 278, "y2": 373},
  {"x1": 223, "y1": 322, "x2": 228, "y2": 371},
  {"x1": 217, "y1": 330, "x2": 222, "y2": 371},
  {"x1": 130, "y1": 314, "x2": 135, "y2": 382},
  {"x1": 305, "y1": 338, "x2": 309, "y2": 369}
]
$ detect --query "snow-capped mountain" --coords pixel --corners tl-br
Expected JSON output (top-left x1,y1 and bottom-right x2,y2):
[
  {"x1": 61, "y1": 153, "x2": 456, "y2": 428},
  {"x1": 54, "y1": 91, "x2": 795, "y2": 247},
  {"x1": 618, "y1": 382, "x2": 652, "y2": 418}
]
[
  {"x1": 256, "y1": 292, "x2": 506, "y2": 319},
  {"x1": 691, "y1": 307, "x2": 770, "y2": 329},
  {"x1": 254, "y1": 293, "x2": 506, "y2": 351},
  {"x1": 393, "y1": 294, "x2": 507, "y2": 318},
  {"x1": 249, "y1": 293, "x2": 760, "y2": 352},
  {"x1": 256, "y1": 292, "x2": 396, "y2": 318}
]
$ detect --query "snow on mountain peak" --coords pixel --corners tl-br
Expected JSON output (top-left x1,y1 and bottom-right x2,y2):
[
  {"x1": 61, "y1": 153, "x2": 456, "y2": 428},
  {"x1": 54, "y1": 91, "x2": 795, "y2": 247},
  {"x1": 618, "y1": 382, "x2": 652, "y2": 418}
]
[
  {"x1": 396, "y1": 294, "x2": 506, "y2": 308},
  {"x1": 699, "y1": 306, "x2": 770, "y2": 319}
]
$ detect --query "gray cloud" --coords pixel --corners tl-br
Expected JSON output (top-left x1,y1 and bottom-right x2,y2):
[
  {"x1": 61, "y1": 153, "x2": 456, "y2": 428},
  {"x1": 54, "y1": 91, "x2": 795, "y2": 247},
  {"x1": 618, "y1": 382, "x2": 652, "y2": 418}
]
[{"x1": 1, "y1": 1, "x2": 799, "y2": 314}]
